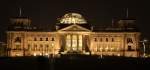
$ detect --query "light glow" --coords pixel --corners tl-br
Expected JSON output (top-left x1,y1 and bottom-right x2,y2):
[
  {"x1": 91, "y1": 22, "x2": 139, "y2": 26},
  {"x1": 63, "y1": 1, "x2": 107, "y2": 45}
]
[
  {"x1": 39, "y1": 53, "x2": 42, "y2": 56},
  {"x1": 33, "y1": 53, "x2": 37, "y2": 56},
  {"x1": 59, "y1": 13, "x2": 87, "y2": 24}
]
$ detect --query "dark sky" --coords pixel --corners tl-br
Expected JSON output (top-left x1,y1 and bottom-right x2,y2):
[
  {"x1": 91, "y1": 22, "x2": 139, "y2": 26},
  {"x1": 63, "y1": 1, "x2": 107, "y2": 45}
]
[{"x1": 0, "y1": 0, "x2": 149, "y2": 41}]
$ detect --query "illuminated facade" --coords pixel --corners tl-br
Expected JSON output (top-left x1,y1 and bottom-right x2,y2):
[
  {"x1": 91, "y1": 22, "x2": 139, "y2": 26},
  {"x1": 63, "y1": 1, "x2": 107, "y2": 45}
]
[{"x1": 7, "y1": 13, "x2": 140, "y2": 57}]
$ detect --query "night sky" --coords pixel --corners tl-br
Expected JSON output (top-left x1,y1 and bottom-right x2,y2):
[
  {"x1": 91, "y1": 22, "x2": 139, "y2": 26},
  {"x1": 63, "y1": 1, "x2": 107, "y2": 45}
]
[{"x1": 0, "y1": 0, "x2": 149, "y2": 41}]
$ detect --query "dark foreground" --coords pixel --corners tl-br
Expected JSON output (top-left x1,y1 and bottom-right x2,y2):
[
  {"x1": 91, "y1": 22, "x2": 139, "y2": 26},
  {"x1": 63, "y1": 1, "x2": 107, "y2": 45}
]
[{"x1": 0, "y1": 55, "x2": 150, "y2": 70}]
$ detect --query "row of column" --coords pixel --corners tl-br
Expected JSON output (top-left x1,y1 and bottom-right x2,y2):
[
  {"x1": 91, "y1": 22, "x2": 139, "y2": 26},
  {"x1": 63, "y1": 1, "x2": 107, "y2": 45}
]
[{"x1": 66, "y1": 34, "x2": 83, "y2": 51}]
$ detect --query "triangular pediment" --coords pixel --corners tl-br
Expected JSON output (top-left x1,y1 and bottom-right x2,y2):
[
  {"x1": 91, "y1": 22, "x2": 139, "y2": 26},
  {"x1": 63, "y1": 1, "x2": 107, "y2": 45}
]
[{"x1": 58, "y1": 24, "x2": 91, "y2": 32}]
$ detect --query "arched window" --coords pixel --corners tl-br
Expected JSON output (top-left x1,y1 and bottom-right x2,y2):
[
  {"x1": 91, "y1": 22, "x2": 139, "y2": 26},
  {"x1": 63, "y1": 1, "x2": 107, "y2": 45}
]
[
  {"x1": 15, "y1": 37, "x2": 21, "y2": 43},
  {"x1": 127, "y1": 38, "x2": 133, "y2": 43}
]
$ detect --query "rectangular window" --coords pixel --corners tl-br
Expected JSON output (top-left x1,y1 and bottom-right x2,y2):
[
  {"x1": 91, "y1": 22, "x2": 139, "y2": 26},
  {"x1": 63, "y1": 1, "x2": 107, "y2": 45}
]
[
  {"x1": 46, "y1": 38, "x2": 48, "y2": 41},
  {"x1": 128, "y1": 46, "x2": 132, "y2": 51},
  {"x1": 51, "y1": 38, "x2": 55, "y2": 41},
  {"x1": 112, "y1": 38, "x2": 114, "y2": 42},
  {"x1": 100, "y1": 38, "x2": 102, "y2": 42},
  {"x1": 40, "y1": 38, "x2": 43, "y2": 41},
  {"x1": 106, "y1": 38, "x2": 108, "y2": 42},
  {"x1": 94, "y1": 38, "x2": 97, "y2": 42},
  {"x1": 34, "y1": 38, "x2": 37, "y2": 41}
]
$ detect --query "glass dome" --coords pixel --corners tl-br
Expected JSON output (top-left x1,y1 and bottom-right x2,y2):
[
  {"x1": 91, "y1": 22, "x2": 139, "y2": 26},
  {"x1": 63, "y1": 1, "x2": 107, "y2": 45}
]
[{"x1": 59, "y1": 13, "x2": 87, "y2": 24}]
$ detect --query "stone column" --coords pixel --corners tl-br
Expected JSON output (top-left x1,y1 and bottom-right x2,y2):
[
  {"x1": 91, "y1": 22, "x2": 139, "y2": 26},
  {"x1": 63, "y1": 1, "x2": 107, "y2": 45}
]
[{"x1": 77, "y1": 34, "x2": 79, "y2": 51}]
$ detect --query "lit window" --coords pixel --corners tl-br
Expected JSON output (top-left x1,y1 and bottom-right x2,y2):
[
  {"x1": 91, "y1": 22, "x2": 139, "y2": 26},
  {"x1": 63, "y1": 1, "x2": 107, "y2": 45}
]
[
  {"x1": 72, "y1": 35, "x2": 77, "y2": 50},
  {"x1": 105, "y1": 47, "x2": 109, "y2": 51},
  {"x1": 79, "y1": 35, "x2": 82, "y2": 48},
  {"x1": 15, "y1": 53, "x2": 21, "y2": 56},
  {"x1": 66, "y1": 35, "x2": 71, "y2": 48},
  {"x1": 117, "y1": 54, "x2": 120, "y2": 56},
  {"x1": 51, "y1": 43, "x2": 54, "y2": 47},
  {"x1": 100, "y1": 47, "x2": 103, "y2": 51},
  {"x1": 33, "y1": 53, "x2": 37, "y2": 56},
  {"x1": 39, "y1": 53, "x2": 42, "y2": 56},
  {"x1": 110, "y1": 47, "x2": 114, "y2": 51}
]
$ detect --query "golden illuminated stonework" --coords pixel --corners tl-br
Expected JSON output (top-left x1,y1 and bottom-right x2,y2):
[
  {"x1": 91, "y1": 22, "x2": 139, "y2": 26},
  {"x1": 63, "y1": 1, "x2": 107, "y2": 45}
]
[
  {"x1": 59, "y1": 13, "x2": 87, "y2": 24},
  {"x1": 6, "y1": 12, "x2": 140, "y2": 57}
]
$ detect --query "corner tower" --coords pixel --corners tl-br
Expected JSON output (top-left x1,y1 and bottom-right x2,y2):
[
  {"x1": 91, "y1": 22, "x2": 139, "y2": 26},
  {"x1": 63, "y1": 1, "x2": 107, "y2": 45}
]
[{"x1": 6, "y1": 7, "x2": 33, "y2": 56}]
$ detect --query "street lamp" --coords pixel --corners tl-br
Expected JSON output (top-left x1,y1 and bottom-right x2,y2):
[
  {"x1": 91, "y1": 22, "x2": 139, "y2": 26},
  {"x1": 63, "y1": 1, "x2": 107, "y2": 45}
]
[{"x1": 140, "y1": 39, "x2": 148, "y2": 57}]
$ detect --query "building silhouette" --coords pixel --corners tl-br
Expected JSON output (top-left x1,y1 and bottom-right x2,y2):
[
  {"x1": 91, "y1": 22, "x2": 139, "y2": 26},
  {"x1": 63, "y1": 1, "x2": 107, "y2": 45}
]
[{"x1": 6, "y1": 12, "x2": 140, "y2": 57}]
